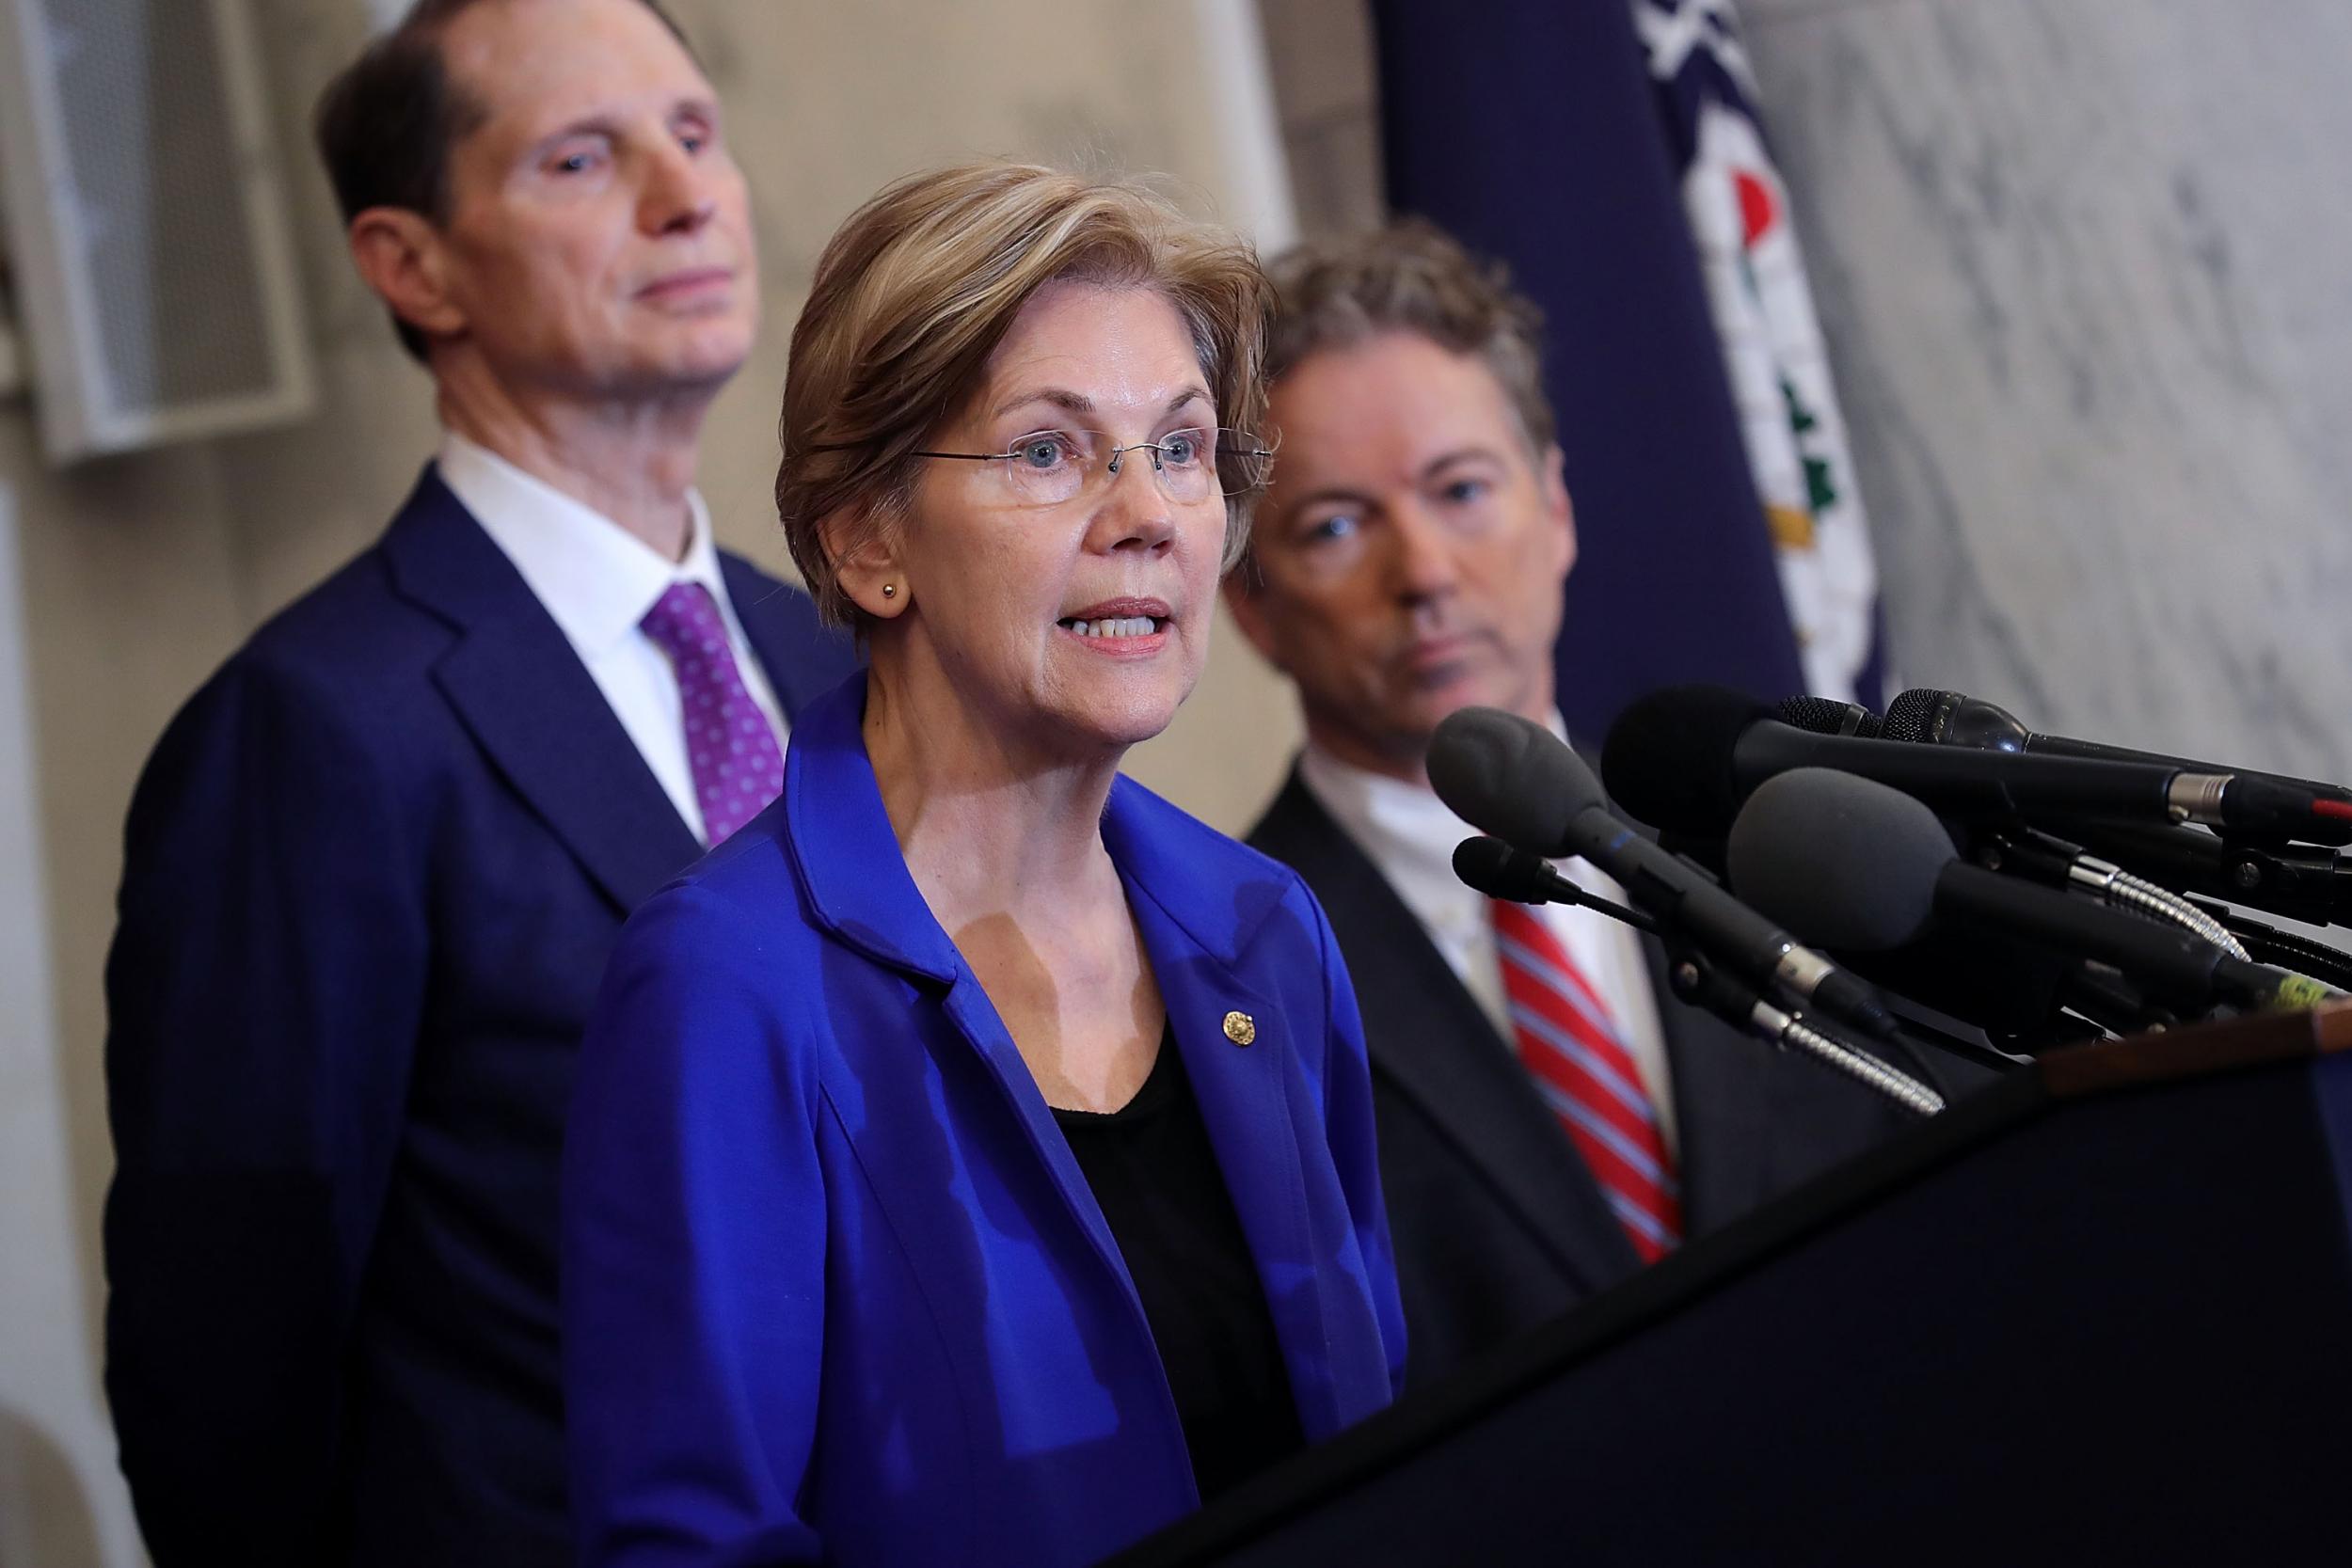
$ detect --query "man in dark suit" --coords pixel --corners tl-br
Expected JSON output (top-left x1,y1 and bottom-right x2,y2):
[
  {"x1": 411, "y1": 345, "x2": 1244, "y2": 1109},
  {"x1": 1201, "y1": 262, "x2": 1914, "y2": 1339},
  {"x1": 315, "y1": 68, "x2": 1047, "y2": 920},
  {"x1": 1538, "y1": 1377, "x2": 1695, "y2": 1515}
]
[
  {"x1": 1224, "y1": 222, "x2": 1917, "y2": 1391},
  {"x1": 100, "y1": 3, "x2": 854, "y2": 1563}
]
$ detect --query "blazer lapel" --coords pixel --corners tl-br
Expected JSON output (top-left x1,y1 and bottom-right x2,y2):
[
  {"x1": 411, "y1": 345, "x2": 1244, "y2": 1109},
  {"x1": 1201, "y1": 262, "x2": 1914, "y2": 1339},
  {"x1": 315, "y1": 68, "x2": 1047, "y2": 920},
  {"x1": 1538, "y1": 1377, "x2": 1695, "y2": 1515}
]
[
  {"x1": 780, "y1": 676, "x2": 1168, "y2": 1376},
  {"x1": 380, "y1": 467, "x2": 701, "y2": 914},
  {"x1": 1252, "y1": 772, "x2": 1642, "y2": 1289},
  {"x1": 1106, "y1": 788, "x2": 1364, "y2": 1442},
  {"x1": 718, "y1": 550, "x2": 860, "y2": 720}
]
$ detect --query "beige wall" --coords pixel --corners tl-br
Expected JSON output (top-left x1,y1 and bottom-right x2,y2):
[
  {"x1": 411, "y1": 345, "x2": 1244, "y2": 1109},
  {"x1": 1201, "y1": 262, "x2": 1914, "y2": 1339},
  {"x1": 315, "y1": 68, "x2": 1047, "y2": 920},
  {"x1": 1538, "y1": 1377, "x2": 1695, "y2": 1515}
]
[{"x1": 1, "y1": 4, "x2": 1306, "y2": 1560}]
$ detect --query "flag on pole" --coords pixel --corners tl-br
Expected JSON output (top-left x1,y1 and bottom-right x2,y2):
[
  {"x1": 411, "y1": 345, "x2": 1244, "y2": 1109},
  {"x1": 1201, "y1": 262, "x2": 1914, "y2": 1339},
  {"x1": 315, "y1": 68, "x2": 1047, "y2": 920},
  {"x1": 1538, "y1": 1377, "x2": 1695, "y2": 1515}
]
[
  {"x1": 1367, "y1": 0, "x2": 1877, "y2": 740},
  {"x1": 1636, "y1": 0, "x2": 1885, "y2": 707}
]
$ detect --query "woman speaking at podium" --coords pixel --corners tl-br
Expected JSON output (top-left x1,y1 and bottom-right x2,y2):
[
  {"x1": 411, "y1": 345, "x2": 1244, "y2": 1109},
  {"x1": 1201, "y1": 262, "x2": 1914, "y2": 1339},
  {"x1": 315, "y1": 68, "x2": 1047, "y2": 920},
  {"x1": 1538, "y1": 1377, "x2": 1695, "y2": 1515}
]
[{"x1": 559, "y1": 161, "x2": 1406, "y2": 1567}]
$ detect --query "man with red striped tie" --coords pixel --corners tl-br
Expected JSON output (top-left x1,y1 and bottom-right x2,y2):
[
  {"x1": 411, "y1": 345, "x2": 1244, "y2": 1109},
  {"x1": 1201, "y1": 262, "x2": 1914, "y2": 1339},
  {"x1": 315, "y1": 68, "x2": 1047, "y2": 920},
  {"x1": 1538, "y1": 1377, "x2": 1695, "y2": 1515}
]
[{"x1": 1227, "y1": 220, "x2": 1915, "y2": 1390}]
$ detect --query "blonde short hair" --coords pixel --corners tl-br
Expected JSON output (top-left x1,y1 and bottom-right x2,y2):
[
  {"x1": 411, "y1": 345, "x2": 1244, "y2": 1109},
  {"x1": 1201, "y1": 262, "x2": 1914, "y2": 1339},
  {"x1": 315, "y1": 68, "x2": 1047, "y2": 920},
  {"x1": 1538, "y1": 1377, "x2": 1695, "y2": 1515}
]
[{"x1": 775, "y1": 161, "x2": 1273, "y2": 628}]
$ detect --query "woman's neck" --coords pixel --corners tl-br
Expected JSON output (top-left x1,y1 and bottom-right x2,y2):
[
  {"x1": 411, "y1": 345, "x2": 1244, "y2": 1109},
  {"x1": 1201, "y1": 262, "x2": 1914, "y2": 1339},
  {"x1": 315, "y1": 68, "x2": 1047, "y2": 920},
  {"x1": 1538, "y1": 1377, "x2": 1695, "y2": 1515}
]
[{"x1": 862, "y1": 651, "x2": 1126, "y2": 933}]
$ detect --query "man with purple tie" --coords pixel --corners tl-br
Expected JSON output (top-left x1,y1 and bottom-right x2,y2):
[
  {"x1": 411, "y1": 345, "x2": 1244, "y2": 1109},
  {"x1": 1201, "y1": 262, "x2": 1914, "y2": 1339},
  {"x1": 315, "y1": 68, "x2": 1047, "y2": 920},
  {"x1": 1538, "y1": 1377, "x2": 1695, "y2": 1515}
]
[{"x1": 99, "y1": 4, "x2": 851, "y2": 1564}]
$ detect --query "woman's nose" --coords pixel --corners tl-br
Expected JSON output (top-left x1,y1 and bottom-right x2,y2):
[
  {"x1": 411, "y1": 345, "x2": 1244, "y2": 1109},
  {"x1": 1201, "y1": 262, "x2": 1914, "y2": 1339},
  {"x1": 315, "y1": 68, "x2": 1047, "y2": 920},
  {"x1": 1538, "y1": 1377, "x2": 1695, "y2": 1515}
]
[{"x1": 1093, "y1": 451, "x2": 1178, "y2": 551}]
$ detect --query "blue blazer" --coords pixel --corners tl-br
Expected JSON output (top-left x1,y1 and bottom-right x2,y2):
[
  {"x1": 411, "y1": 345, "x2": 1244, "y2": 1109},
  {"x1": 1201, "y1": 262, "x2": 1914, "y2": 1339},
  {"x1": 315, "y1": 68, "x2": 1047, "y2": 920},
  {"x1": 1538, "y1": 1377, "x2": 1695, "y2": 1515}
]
[
  {"x1": 563, "y1": 673, "x2": 1407, "y2": 1568},
  {"x1": 103, "y1": 467, "x2": 856, "y2": 1567}
]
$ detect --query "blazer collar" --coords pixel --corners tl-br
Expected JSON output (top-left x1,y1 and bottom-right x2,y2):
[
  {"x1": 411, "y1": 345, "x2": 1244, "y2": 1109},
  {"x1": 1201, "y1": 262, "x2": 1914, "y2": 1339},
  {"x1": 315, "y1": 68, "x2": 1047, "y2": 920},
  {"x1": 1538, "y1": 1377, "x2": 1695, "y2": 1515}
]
[
  {"x1": 783, "y1": 672, "x2": 1279, "y2": 984},
  {"x1": 778, "y1": 673, "x2": 961, "y2": 983},
  {"x1": 380, "y1": 466, "x2": 700, "y2": 913}
]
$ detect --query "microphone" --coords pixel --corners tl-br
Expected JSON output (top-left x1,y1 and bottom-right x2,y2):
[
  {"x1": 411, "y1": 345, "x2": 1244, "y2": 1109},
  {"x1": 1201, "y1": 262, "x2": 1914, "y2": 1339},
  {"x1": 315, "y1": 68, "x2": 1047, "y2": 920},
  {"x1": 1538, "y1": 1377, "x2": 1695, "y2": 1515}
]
[
  {"x1": 1427, "y1": 706, "x2": 1902, "y2": 1043},
  {"x1": 2036, "y1": 817, "x2": 2352, "y2": 927},
  {"x1": 1449, "y1": 836, "x2": 1659, "y2": 933},
  {"x1": 1665, "y1": 947, "x2": 1945, "y2": 1117},
  {"x1": 2187, "y1": 902, "x2": 2352, "y2": 993},
  {"x1": 1968, "y1": 825, "x2": 2251, "y2": 960},
  {"x1": 1777, "y1": 697, "x2": 2257, "y2": 947},
  {"x1": 1451, "y1": 819, "x2": 1944, "y2": 1113},
  {"x1": 1723, "y1": 768, "x2": 2343, "y2": 1017},
  {"x1": 1885, "y1": 689, "x2": 2352, "y2": 805},
  {"x1": 1778, "y1": 698, "x2": 2352, "y2": 928},
  {"x1": 1605, "y1": 684, "x2": 2352, "y2": 847},
  {"x1": 1775, "y1": 695, "x2": 1883, "y2": 738}
]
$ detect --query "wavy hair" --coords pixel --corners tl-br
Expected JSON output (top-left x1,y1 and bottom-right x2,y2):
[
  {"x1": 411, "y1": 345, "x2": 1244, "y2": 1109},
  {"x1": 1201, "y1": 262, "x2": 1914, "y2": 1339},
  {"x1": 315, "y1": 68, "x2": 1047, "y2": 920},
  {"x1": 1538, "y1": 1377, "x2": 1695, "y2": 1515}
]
[{"x1": 775, "y1": 161, "x2": 1273, "y2": 628}]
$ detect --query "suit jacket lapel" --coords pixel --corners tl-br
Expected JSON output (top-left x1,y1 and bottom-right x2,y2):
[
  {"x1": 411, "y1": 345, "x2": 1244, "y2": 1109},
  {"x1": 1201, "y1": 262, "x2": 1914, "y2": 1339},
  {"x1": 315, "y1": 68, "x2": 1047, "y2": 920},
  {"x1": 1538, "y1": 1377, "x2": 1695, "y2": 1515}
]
[
  {"x1": 718, "y1": 550, "x2": 859, "y2": 720},
  {"x1": 380, "y1": 467, "x2": 701, "y2": 915},
  {"x1": 1251, "y1": 772, "x2": 1641, "y2": 1290}
]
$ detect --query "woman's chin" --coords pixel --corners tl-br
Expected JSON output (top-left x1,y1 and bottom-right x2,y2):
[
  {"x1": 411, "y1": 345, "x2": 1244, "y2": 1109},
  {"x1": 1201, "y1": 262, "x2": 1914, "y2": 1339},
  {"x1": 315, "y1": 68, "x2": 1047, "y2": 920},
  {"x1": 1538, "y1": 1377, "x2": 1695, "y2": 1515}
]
[
  {"x1": 1034, "y1": 660, "x2": 1197, "y2": 754},
  {"x1": 1045, "y1": 689, "x2": 1187, "y2": 758}
]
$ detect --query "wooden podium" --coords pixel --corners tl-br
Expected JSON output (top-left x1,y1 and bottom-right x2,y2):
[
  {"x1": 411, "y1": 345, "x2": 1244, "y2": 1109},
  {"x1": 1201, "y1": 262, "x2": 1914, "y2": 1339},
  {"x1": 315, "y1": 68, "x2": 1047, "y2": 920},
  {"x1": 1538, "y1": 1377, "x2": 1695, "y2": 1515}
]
[{"x1": 1109, "y1": 1007, "x2": 2352, "y2": 1566}]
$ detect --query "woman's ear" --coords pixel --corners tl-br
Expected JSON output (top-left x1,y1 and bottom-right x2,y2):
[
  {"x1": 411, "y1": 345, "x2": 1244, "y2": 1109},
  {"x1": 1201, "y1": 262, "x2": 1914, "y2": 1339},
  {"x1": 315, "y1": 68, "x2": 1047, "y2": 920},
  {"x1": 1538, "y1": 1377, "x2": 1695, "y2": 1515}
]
[{"x1": 821, "y1": 506, "x2": 911, "y2": 620}]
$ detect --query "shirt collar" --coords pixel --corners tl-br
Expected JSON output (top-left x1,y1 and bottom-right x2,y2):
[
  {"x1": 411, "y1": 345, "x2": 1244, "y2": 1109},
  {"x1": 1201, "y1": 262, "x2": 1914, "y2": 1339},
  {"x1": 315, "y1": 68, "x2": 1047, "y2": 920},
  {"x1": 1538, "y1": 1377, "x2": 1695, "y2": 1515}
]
[
  {"x1": 437, "y1": 430, "x2": 723, "y2": 657},
  {"x1": 1296, "y1": 710, "x2": 1579, "y2": 901}
]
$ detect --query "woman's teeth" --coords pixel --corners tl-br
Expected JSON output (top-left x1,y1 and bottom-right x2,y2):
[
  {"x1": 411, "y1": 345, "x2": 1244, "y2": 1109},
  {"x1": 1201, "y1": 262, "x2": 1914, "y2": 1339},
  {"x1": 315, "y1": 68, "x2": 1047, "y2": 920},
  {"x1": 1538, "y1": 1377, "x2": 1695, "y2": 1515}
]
[{"x1": 1060, "y1": 616, "x2": 1160, "y2": 639}]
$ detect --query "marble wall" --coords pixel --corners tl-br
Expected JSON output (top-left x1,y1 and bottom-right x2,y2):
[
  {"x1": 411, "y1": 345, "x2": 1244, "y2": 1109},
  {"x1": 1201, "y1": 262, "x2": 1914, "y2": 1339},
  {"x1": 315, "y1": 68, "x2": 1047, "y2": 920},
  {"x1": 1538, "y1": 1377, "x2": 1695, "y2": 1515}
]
[
  {"x1": 1740, "y1": 0, "x2": 2352, "y2": 778},
  {"x1": 0, "y1": 4, "x2": 1297, "y2": 1560},
  {"x1": 1256, "y1": 0, "x2": 2352, "y2": 780}
]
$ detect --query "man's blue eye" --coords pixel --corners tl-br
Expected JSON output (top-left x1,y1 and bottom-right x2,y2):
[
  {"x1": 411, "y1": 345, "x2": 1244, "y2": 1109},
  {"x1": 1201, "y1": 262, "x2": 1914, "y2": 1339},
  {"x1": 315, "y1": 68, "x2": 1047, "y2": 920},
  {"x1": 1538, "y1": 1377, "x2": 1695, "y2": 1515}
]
[{"x1": 1441, "y1": 478, "x2": 1489, "y2": 504}]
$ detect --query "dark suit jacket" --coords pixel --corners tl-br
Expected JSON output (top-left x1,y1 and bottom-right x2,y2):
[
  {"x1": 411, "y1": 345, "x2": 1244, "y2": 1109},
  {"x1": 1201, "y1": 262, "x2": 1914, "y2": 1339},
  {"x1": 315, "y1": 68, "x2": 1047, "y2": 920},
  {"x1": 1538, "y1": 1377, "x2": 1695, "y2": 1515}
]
[
  {"x1": 1247, "y1": 768, "x2": 1919, "y2": 1391},
  {"x1": 102, "y1": 467, "x2": 856, "y2": 1567}
]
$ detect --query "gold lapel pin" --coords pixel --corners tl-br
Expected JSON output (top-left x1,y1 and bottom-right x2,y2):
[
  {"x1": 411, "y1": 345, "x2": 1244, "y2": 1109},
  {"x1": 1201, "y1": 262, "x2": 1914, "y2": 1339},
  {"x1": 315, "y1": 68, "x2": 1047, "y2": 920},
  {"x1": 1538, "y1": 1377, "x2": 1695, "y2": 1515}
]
[{"x1": 1222, "y1": 1010, "x2": 1257, "y2": 1047}]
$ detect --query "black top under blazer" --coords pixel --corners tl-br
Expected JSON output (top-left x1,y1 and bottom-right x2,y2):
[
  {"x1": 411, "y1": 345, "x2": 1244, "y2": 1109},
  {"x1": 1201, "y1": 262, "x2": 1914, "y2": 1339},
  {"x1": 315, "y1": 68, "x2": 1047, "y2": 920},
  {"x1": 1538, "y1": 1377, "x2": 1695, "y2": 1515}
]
[
  {"x1": 1247, "y1": 767, "x2": 1928, "y2": 1391},
  {"x1": 102, "y1": 467, "x2": 857, "y2": 1567}
]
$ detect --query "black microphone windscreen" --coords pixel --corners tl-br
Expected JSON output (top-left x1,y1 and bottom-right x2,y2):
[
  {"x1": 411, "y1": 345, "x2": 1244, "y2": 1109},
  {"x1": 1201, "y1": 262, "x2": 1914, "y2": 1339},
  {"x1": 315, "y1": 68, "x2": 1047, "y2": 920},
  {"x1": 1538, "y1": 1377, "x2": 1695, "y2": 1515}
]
[
  {"x1": 1775, "y1": 695, "x2": 1883, "y2": 738},
  {"x1": 1725, "y1": 768, "x2": 1955, "y2": 951},
  {"x1": 1880, "y1": 687, "x2": 1956, "y2": 746},
  {"x1": 1428, "y1": 707, "x2": 1600, "y2": 853},
  {"x1": 1449, "y1": 841, "x2": 1524, "y2": 902},
  {"x1": 1600, "y1": 684, "x2": 1771, "y2": 835},
  {"x1": 1452, "y1": 836, "x2": 1540, "y2": 903}
]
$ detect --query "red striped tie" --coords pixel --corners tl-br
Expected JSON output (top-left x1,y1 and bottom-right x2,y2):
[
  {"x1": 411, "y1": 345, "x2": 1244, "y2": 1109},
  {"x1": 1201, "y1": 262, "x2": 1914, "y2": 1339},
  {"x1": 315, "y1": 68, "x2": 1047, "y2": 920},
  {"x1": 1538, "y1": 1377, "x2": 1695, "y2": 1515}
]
[{"x1": 1491, "y1": 899, "x2": 1682, "y2": 1262}]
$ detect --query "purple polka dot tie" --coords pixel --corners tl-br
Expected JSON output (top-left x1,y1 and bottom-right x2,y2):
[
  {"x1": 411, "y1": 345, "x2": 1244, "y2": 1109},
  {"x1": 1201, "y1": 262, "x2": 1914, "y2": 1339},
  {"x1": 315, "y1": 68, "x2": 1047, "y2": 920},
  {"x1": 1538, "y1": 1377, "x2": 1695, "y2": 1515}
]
[{"x1": 640, "y1": 581, "x2": 785, "y2": 845}]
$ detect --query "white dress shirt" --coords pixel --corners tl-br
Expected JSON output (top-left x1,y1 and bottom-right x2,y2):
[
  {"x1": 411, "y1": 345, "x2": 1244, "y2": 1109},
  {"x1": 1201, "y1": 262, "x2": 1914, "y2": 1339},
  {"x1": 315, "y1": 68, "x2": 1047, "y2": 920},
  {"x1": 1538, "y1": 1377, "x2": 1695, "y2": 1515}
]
[
  {"x1": 1298, "y1": 733, "x2": 1679, "y2": 1152},
  {"x1": 438, "y1": 432, "x2": 788, "y2": 847}
]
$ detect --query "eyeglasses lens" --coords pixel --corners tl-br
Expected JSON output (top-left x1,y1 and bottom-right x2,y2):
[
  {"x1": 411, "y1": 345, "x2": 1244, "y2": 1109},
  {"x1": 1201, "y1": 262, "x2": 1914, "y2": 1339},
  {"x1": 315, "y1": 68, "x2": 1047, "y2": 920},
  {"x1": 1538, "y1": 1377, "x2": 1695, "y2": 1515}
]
[{"x1": 995, "y1": 428, "x2": 1270, "y2": 505}]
